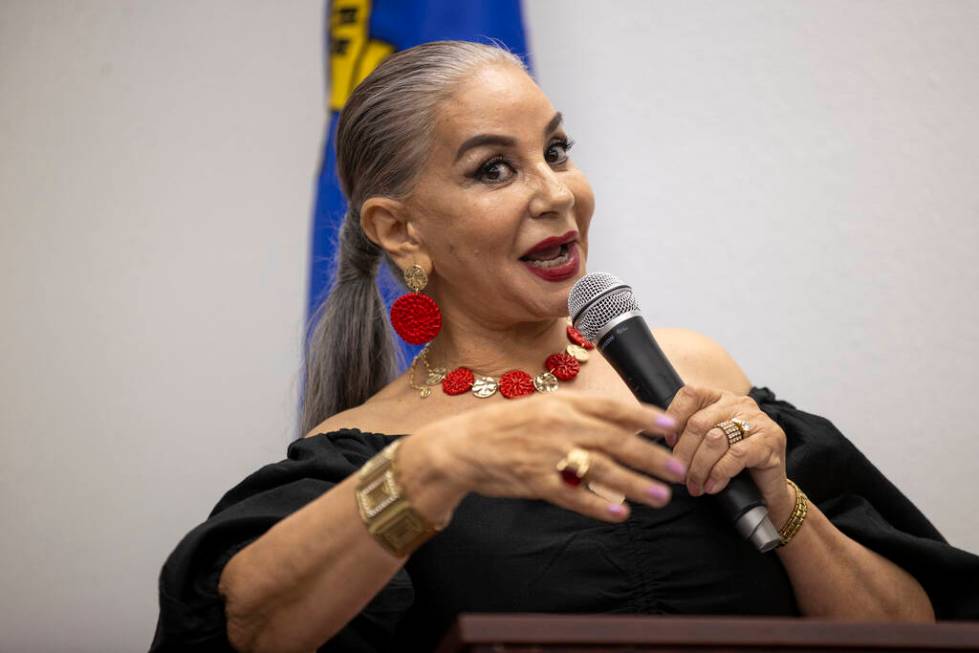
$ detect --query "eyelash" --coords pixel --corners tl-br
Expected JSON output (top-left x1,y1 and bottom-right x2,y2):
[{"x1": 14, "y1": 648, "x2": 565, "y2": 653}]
[
  {"x1": 548, "y1": 137, "x2": 575, "y2": 162},
  {"x1": 470, "y1": 138, "x2": 575, "y2": 183}
]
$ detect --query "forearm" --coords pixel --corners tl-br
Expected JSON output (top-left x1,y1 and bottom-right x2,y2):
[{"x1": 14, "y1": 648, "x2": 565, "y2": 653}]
[
  {"x1": 219, "y1": 435, "x2": 464, "y2": 653},
  {"x1": 770, "y1": 485, "x2": 934, "y2": 621}
]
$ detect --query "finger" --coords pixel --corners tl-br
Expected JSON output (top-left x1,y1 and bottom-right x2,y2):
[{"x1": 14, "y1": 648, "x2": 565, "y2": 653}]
[
  {"x1": 665, "y1": 386, "x2": 725, "y2": 445},
  {"x1": 671, "y1": 398, "x2": 737, "y2": 470},
  {"x1": 583, "y1": 451, "x2": 673, "y2": 508},
  {"x1": 542, "y1": 473, "x2": 633, "y2": 523},
  {"x1": 685, "y1": 426, "x2": 729, "y2": 496},
  {"x1": 704, "y1": 432, "x2": 781, "y2": 495},
  {"x1": 564, "y1": 392, "x2": 679, "y2": 436},
  {"x1": 606, "y1": 430, "x2": 688, "y2": 484},
  {"x1": 564, "y1": 413, "x2": 687, "y2": 485}
]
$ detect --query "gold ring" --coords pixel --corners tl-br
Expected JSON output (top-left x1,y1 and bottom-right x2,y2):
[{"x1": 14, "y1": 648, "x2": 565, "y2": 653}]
[
  {"x1": 556, "y1": 447, "x2": 592, "y2": 487},
  {"x1": 715, "y1": 419, "x2": 749, "y2": 446},
  {"x1": 731, "y1": 417, "x2": 752, "y2": 437}
]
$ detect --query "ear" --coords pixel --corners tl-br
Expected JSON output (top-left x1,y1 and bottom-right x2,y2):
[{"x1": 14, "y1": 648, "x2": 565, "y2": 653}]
[{"x1": 360, "y1": 196, "x2": 432, "y2": 273}]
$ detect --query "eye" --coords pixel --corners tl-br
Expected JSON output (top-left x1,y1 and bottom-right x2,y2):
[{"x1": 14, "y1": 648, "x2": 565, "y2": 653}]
[
  {"x1": 545, "y1": 137, "x2": 574, "y2": 165},
  {"x1": 474, "y1": 156, "x2": 516, "y2": 184}
]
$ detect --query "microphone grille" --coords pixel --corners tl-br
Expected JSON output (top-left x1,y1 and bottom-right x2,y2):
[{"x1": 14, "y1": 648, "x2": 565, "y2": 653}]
[{"x1": 568, "y1": 272, "x2": 641, "y2": 341}]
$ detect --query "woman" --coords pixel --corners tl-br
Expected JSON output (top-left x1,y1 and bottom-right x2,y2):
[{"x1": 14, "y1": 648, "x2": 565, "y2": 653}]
[{"x1": 152, "y1": 41, "x2": 979, "y2": 652}]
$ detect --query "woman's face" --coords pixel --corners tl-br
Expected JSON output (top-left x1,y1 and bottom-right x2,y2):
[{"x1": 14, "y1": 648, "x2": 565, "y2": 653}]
[{"x1": 404, "y1": 63, "x2": 595, "y2": 326}]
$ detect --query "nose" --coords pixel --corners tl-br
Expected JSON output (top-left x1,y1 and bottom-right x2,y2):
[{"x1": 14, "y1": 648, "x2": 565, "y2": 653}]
[{"x1": 528, "y1": 163, "x2": 575, "y2": 219}]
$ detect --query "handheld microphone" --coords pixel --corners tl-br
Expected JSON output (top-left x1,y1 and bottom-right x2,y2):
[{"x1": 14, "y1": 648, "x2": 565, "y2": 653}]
[{"x1": 569, "y1": 272, "x2": 781, "y2": 553}]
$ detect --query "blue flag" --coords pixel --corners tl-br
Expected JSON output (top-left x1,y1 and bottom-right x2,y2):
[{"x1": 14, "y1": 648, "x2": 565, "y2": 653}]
[{"x1": 308, "y1": 0, "x2": 531, "y2": 333}]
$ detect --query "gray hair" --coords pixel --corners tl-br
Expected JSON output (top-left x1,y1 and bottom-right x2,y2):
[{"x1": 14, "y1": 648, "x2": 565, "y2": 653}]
[{"x1": 300, "y1": 41, "x2": 526, "y2": 436}]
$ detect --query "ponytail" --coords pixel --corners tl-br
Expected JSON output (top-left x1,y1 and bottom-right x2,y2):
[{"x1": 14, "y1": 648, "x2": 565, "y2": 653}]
[{"x1": 299, "y1": 210, "x2": 399, "y2": 436}]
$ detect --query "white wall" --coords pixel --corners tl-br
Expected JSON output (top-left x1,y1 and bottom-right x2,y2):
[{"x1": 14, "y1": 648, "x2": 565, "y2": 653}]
[
  {"x1": 525, "y1": 0, "x2": 979, "y2": 552},
  {"x1": 0, "y1": 1, "x2": 976, "y2": 651},
  {"x1": 0, "y1": 2, "x2": 324, "y2": 650}
]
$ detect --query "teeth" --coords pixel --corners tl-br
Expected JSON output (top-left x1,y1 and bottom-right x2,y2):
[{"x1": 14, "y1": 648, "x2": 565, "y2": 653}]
[
  {"x1": 525, "y1": 248, "x2": 571, "y2": 269},
  {"x1": 527, "y1": 245, "x2": 563, "y2": 260}
]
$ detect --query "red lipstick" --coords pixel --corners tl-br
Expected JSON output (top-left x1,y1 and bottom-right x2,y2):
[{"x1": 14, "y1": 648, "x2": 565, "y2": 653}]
[
  {"x1": 521, "y1": 230, "x2": 579, "y2": 258},
  {"x1": 519, "y1": 230, "x2": 580, "y2": 282}
]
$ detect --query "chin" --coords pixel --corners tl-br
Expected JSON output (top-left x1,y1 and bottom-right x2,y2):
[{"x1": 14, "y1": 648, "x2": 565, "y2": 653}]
[
  {"x1": 536, "y1": 288, "x2": 575, "y2": 319},
  {"x1": 508, "y1": 258, "x2": 586, "y2": 319}
]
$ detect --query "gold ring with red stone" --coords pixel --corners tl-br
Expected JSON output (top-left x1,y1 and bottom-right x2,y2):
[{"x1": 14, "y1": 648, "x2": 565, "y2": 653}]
[{"x1": 556, "y1": 448, "x2": 593, "y2": 487}]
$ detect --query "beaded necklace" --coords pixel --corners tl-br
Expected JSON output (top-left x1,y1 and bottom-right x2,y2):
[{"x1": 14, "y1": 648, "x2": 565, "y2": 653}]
[{"x1": 409, "y1": 324, "x2": 595, "y2": 399}]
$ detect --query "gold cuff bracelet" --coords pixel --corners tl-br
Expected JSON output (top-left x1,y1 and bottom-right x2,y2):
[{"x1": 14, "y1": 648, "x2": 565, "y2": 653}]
[{"x1": 355, "y1": 439, "x2": 440, "y2": 558}]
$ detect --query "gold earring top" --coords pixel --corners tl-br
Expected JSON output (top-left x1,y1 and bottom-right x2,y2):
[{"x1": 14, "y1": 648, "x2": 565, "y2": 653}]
[{"x1": 404, "y1": 264, "x2": 428, "y2": 292}]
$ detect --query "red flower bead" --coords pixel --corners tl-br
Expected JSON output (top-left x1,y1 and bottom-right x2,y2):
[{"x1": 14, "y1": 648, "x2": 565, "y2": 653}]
[
  {"x1": 442, "y1": 367, "x2": 475, "y2": 395},
  {"x1": 499, "y1": 370, "x2": 535, "y2": 399},
  {"x1": 545, "y1": 353, "x2": 580, "y2": 381},
  {"x1": 566, "y1": 325, "x2": 594, "y2": 350},
  {"x1": 390, "y1": 293, "x2": 442, "y2": 345}
]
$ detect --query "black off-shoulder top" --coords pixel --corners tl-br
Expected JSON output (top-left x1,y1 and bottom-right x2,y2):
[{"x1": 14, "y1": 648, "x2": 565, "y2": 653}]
[{"x1": 149, "y1": 387, "x2": 979, "y2": 652}]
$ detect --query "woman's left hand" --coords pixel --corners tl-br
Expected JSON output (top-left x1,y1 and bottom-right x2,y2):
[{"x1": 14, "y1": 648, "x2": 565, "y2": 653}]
[{"x1": 665, "y1": 386, "x2": 793, "y2": 515}]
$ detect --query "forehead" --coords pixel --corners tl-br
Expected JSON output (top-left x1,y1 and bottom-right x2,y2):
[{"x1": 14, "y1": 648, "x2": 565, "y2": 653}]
[{"x1": 433, "y1": 64, "x2": 556, "y2": 143}]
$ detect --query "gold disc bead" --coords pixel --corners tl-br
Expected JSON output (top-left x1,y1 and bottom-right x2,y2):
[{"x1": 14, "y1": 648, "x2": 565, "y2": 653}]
[
  {"x1": 533, "y1": 371, "x2": 559, "y2": 393},
  {"x1": 408, "y1": 348, "x2": 432, "y2": 399},
  {"x1": 566, "y1": 344, "x2": 590, "y2": 363},
  {"x1": 426, "y1": 367, "x2": 447, "y2": 385},
  {"x1": 471, "y1": 376, "x2": 499, "y2": 398}
]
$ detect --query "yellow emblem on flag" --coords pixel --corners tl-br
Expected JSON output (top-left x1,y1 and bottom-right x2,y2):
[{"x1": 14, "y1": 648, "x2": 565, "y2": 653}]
[{"x1": 329, "y1": 1, "x2": 395, "y2": 111}]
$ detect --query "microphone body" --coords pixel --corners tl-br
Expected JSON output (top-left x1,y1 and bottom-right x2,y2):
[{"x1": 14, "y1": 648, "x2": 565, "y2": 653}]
[
  {"x1": 594, "y1": 311, "x2": 683, "y2": 406},
  {"x1": 570, "y1": 275, "x2": 781, "y2": 553}
]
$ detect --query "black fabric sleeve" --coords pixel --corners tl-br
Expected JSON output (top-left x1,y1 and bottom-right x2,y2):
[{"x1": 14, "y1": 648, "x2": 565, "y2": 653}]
[
  {"x1": 750, "y1": 387, "x2": 979, "y2": 620},
  {"x1": 149, "y1": 430, "x2": 414, "y2": 653}
]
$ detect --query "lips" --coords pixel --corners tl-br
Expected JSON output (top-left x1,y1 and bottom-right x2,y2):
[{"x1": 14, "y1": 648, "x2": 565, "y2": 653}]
[
  {"x1": 519, "y1": 231, "x2": 581, "y2": 282},
  {"x1": 520, "y1": 230, "x2": 579, "y2": 260}
]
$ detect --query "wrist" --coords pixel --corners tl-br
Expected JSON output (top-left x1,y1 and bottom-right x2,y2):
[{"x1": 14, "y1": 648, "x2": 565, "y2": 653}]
[
  {"x1": 766, "y1": 479, "x2": 797, "y2": 528},
  {"x1": 396, "y1": 432, "x2": 468, "y2": 526}
]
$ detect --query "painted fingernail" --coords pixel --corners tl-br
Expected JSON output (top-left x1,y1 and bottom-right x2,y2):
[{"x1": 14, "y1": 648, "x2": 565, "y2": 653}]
[
  {"x1": 646, "y1": 485, "x2": 671, "y2": 502},
  {"x1": 608, "y1": 503, "x2": 627, "y2": 517},
  {"x1": 688, "y1": 481, "x2": 702, "y2": 497},
  {"x1": 655, "y1": 414, "x2": 677, "y2": 430},
  {"x1": 665, "y1": 434, "x2": 677, "y2": 448},
  {"x1": 704, "y1": 479, "x2": 717, "y2": 494},
  {"x1": 666, "y1": 458, "x2": 686, "y2": 478}
]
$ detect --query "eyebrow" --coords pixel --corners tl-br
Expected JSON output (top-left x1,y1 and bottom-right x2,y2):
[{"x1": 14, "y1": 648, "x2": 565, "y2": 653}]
[{"x1": 453, "y1": 111, "x2": 564, "y2": 162}]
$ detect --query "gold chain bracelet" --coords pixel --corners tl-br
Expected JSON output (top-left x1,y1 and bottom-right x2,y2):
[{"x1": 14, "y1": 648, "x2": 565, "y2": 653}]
[
  {"x1": 777, "y1": 478, "x2": 809, "y2": 547},
  {"x1": 355, "y1": 439, "x2": 441, "y2": 558}
]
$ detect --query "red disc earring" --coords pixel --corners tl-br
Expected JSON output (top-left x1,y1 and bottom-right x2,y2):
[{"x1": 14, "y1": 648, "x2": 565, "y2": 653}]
[{"x1": 390, "y1": 264, "x2": 442, "y2": 345}]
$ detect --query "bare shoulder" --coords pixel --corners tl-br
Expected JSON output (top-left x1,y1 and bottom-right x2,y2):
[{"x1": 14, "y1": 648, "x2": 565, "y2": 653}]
[
  {"x1": 653, "y1": 327, "x2": 753, "y2": 395},
  {"x1": 303, "y1": 374, "x2": 420, "y2": 438},
  {"x1": 305, "y1": 403, "x2": 381, "y2": 439}
]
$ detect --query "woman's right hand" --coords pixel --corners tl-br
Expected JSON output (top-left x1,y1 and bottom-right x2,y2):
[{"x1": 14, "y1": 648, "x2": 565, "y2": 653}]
[{"x1": 399, "y1": 391, "x2": 687, "y2": 524}]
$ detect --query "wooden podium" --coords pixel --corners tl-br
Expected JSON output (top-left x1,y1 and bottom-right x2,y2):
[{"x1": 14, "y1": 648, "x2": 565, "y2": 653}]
[{"x1": 436, "y1": 614, "x2": 979, "y2": 652}]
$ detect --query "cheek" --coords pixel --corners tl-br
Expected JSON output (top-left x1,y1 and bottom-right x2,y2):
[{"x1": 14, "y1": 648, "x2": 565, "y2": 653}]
[
  {"x1": 454, "y1": 195, "x2": 523, "y2": 255},
  {"x1": 570, "y1": 173, "x2": 596, "y2": 235},
  {"x1": 430, "y1": 210, "x2": 514, "y2": 271}
]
